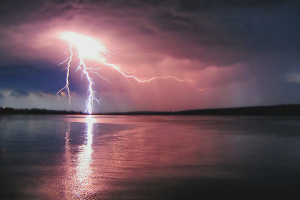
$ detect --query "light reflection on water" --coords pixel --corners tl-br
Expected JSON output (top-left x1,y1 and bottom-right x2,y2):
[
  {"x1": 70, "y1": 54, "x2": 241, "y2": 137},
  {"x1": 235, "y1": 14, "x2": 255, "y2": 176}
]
[
  {"x1": 64, "y1": 116, "x2": 95, "y2": 199},
  {"x1": 1, "y1": 115, "x2": 300, "y2": 199}
]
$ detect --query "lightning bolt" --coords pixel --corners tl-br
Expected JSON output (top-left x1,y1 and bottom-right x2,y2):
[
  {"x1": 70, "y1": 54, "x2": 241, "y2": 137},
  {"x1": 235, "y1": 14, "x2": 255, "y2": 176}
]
[
  {"x1": 58, "y1": 32, "x2": 190, "y2": 114},
  {"x1": 57, "y1": 44, "x2": 73, "y2": 104}
]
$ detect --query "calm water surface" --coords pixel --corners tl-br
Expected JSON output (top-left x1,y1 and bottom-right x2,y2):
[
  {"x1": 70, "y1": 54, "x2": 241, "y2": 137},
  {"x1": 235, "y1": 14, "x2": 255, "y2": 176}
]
[{"x1": 1, "y1": 115, "x2": 300, "y2": 199}]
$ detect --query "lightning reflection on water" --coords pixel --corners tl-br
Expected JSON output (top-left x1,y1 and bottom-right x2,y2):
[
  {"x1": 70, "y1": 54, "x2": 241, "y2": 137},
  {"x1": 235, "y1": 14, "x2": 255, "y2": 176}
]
[{"x1": 64, "y1": 116, "x2": 95, "y2": 199}]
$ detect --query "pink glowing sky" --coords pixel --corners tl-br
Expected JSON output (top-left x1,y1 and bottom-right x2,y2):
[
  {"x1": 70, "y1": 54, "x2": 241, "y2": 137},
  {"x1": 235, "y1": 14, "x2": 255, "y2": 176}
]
[{"x1": 0, "y1": 0, "x2": 299, "y2": 113}]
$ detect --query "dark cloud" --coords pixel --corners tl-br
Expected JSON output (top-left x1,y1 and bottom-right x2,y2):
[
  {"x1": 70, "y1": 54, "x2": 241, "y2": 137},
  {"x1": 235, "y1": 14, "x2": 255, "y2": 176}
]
[
  {"x1": 0, "y1": 92, "x2": 4, "y2": 99},
  {"x1": 9, "y1": 90, "x2": 30, "y2": 97},
  {"x1": 0, "y1": 0, "x2": 89, "y2": 26},
  {"x1": 0, "y1": 0, "x2": 298, "y2": 65},
  {"x1": 0, "y1": 0, "x2": 43, "y2": 25},
  {"x1": 0, "y1": 63, "x2": 66, "y2": 94},
  {"x1": 0, "y1": 0, "x2": 299, "y2": 111},
  {"x1": 176, "y1": 0, "x2": 290, "y2": 11}
]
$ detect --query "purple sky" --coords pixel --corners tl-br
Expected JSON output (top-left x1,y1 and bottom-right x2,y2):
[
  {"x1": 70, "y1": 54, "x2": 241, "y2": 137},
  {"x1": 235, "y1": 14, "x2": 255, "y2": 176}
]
[{"x1": 0, "y1": 0, "x2": 300, "y2": 113}]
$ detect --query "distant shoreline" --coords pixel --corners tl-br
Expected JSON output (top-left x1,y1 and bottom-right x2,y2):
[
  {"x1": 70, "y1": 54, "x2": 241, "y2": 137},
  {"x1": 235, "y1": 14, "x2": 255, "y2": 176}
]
[
  {"x1": 0, "y1": 107, "x2": 84, "y2": 115},
  {"x1": 1, "y1": 104, "x2": 300, "y2": 116}
]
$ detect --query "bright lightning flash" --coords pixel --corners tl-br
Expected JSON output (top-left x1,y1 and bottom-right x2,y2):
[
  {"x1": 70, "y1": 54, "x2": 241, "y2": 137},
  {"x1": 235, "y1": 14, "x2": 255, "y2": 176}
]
[{"x1": 58, "y1": 32, "x2": 189, "y2": 114}]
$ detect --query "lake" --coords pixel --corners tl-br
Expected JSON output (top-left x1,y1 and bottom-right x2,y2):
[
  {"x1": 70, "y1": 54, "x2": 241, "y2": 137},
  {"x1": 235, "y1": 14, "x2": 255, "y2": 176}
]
[{"x1": 1, "y1": 115, "x2": 300, "y2": 199}]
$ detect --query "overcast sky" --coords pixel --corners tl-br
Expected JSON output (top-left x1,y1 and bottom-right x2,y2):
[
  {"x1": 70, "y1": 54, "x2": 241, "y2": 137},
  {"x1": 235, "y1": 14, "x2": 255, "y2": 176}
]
[{"x1": 0, "y1": 0, "x2": 300, "y2": 113}]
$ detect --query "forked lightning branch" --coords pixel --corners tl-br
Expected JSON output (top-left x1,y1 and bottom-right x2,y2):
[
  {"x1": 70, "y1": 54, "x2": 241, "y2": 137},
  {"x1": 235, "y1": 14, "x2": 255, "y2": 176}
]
[{"x1": 58, "y1": 32, "x2": 189, "y2": 114}]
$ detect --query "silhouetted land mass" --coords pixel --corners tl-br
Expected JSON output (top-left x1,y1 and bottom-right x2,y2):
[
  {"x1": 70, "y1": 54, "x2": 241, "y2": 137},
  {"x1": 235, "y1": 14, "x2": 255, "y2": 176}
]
[
  {"x1": 1, "y1": 104, "x2": 300, "y2": 116},
  {"x1": 0, "y1": 107, "x2": 84, "y2": 115},
  {"x1": 100, "y1": 104, "x2": 300, "y2": 116},
  {"x1": 174, "y1": 104, "x2": 300, "y2": 116}
]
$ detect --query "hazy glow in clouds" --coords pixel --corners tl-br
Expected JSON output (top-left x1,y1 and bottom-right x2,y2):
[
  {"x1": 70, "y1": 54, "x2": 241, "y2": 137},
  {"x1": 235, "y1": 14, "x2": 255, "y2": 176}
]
[
  {"x1": 1, "y1": 0, "x2": 300, "y2": 112},
  {"x1": 59, "y1": 32, "x2": 190, "y2": 113},
  {"x1": 62, "y1": 32, "x2": 109, "y2": 59},
  {"x1": 59, "y1": 32, "x2": 109, "y2": 114}
]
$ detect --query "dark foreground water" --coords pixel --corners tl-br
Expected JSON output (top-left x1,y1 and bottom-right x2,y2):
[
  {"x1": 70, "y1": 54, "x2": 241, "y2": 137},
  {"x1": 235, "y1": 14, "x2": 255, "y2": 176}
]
[{"x1": 1, "y1": 115, "x2": 300, "y2": 199}]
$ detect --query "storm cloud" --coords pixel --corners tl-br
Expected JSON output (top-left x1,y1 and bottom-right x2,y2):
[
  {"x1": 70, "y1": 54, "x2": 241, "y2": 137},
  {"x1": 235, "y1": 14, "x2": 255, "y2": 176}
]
[{"x1": 0, "y1": 0, "x2": 299, "y2": 112}]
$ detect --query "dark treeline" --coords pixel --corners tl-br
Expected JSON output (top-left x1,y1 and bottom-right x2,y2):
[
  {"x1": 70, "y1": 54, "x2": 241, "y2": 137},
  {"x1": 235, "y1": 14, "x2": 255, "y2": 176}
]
[
  {"x1": 1, "y1": 104, "x2": 300, "y2": 116},
  {"x1": 0, "y1": 107, "x2": 84, "y2": 115},
  {"x1": 174, "y1": 104, "x2": 300, "y2": 116},
  {"x1": 100, "y1": 104, "x2": 300, "y2": 116}
]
